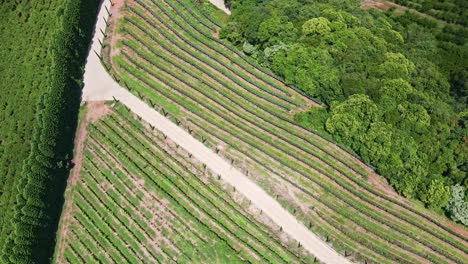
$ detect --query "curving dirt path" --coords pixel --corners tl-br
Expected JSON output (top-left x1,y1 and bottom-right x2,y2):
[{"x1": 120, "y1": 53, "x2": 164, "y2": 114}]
[{"x1": 81, "y1": 0, "x2": 351, "y2": 263}]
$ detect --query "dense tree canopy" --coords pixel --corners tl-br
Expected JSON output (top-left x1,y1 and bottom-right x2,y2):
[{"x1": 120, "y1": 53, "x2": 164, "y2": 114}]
[
  {"x1": 0, "y1": 0, "x2": 98, "y2": 262},
  {"x1": 223, "y1": 0, "x2": 467, "y2": 220}
]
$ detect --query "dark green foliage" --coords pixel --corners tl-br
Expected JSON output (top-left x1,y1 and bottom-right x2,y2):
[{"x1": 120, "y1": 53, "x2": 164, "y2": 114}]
[
  {"x1": 0, "y1": 0, "x2": 98, "y2": 262},
  {"x1": 392, "y1": 0, "x2": 467, "y2": 26},
  {"x1": 223, "y1": 0, "x2": 467, "y2": 216}
]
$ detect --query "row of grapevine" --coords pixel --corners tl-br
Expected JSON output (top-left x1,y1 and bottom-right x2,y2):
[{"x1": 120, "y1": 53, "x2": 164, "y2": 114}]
[
  {"x1": 103, "y1": 112, "x2": 308, "y2": 262},
  {"x1": 106, "y1": 1, "x2": 467, "y2": 263},
  {"x1": 91, "y1": 118, "x2": 297, "y2": 263},
  {"x1": 58, "y1": 105, "x2": 316, "y2": 263},
  {"x1": 117, "y1": 6, "x2": 464, "y2": 262},
  {"x1": 152, "y1": 0, "x2": 468, "y2": 248}
]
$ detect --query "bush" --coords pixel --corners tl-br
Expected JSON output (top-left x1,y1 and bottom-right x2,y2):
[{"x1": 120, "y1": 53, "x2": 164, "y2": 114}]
[{"x1": 446, "y1": 185, "x2": 468, "y2": 225}]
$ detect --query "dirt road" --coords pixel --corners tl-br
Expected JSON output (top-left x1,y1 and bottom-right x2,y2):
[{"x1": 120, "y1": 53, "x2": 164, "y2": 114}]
[{"x1": 81, "y1": 1, "x2": 351, "y2": 263}]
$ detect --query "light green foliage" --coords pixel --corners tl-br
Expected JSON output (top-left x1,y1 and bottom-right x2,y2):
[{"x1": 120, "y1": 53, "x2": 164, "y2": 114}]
[
  {"x1": 302, "y1": 17, "x2": 331, "y2": 36},
  {"x1": 221, "y1": 22, "x2": 244, "y2": 45},
  {"x1": 360, "y1": 122, "x2": 393, "y2": 164},
  {"x1": 294, "y1": 107, "x2": 330, "y2": 136},
  {"x1": 243, "y1": 41, "x2": 257, "y2": 55},
  {"x1": 446, "y1": 185, "x2": 468, "y2": 225},
  {"x1": 419, "y1": 179, "x2": 450, "y2": 210},
  {"x1": 378, "y1": 79, "x2": 414, "y2": 109},
  {"x1": 375, "y1": 52, "x2": 415, "y2": 80},
  {"x1": 270, "y1": 44, "x2": 340, "y2": 99},
  {"x1": 326, "y1": 94, "x2": 378, "y2": 144},
  {"x1": 396, "y1": 102, "x2": 431, "y2": 134},
  {"x1": 263, "y1": 42, "x2": 289, "y2": 59}
]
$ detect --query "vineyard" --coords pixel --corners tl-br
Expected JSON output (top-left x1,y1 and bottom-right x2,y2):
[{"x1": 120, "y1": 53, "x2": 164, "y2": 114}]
[
  {"x1": 101, "y1": 0, "x2": 468, "y2": 263},
  {"x1": 55, "y1": 103, "x2": 314, "y2": 263},
  {"x1": 391, "y1": 0, "x2": 467, "y2": 26}
]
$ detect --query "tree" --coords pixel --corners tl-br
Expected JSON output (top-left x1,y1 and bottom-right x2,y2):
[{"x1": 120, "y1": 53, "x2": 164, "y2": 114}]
[
  {"x1": 374, "y1": 52, "x2": 415, "y2": 80},
  {"x1": 378, "y1": 79, "x2": 414, "y2": 109},
  {"x1": 270, "y1": 44, "x2": 340, "y2": 99},
  {"x1": 419, "y1": 179, "x2": 450, "y2": 210},
  {"x1": 396, "y1": 102, "x2": 431, "y2": 134},
  {"x1": 242, "y1": 41, "x2": 257, "y2": 56},
  {"x1": 359, "y1": 122, "x2": 393, "y2": 164},
  {"x1": 220, "y1": 22, "x2": 243, "y2": 45},
  {"x1": 325, "y1": 94, "x2": 379, "y2": 146},
  {"x1": 446, "y1": 185, "x2": 468, "y2": 225},
  {"x1": 257, "y1": 16, "x2": 297, "y2": 48},
  {"x1": 302, "y1": 17, "x2": 331, "y2": 36}
]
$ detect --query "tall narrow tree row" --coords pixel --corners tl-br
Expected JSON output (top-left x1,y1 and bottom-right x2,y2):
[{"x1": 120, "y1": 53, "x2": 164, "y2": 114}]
[{"x1": 1, "y1": 0, "x2": 98, "y2": 263}]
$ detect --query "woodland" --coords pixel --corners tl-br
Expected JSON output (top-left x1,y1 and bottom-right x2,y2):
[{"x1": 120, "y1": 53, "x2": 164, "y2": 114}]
[{"x1": 0, "y1": 0, "x2": 98, "y2": 262}]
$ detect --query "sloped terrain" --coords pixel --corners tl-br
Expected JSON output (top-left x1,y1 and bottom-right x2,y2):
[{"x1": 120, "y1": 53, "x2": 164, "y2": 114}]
[
  {"x1": 54, "y1": 103, "x2": 314, "y2": 263},
  {"x1": 102, "y1": 0, "x2": 468, "y2": 263}
]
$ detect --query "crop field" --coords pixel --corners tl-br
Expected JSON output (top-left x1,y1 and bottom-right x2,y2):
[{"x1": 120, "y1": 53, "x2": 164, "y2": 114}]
[
  {"x1": 0, "y1": 0, "x2": 62, "y2": 249},
  {"x1": 101, "y1": 0, "x2": 468, "y2": 263},
  {"x1": 0, "y1": 0, "x2": 98, "y2": 262},
  {"x1": 54, "y1": 103, "x2": 313, "y2": 263},
  {"x1": 391, "y1": 0, "x2": 466, "y2": 26}
]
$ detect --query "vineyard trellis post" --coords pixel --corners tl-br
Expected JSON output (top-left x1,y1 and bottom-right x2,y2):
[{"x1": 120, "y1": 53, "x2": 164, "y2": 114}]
[
  {"x1": 103, "y1": 16, "x2": 109, "y2": 26},
  {"x1": 112, "y1": 73, "x2": 120, "y2": 82},
  {"x1": 105, "y1": 5, "x2": 112, "y2": 17},
  {"x1": 94, "y1": 50, "x2": 102, "y2": 60}
]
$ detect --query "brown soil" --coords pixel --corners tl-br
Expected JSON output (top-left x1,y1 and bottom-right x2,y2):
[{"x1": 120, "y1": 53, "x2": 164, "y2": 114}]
[
  {"x1": 55, "y1": 101, "x2": 111, "y2": 263},
  {"x1": 212, "y1": 27, "x2": 220, "y2": 38}
]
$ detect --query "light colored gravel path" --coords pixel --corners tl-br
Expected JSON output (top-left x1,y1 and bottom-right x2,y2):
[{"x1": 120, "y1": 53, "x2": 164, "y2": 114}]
[
  {"x1": 82, "y1": 1, "x2": 351, "y2": 263},
  {"x1": 208, "y1": 0, "x2": 231, "y2": 15}
]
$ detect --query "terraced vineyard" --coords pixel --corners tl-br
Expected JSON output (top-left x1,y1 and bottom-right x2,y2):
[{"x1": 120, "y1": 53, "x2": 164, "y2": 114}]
[
  {"x1": 55, "y1": 104, "x2": 313, "y2": 263},
  {"x1": 104, "y1": 0, "x2": 468, "y2": 263}
]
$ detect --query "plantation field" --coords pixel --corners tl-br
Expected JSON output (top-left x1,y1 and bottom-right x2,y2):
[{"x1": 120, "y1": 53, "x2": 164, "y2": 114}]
[
  {"x1": 391, "y1": 0, "x2": 466, "y2": 26},
  {"x1": 103, "y1": 0, "x2": 468, "y2": 263},
  {"x1": 0, "y1": 0, "x2": 62, "y2": 249},
  {"x1": 54, "y1": 103, "x2": 314, "y2": 263},
  {"x1": 0, "y1": 0, "x2": 98, "y2": 262}
]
